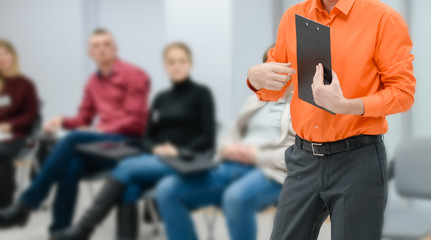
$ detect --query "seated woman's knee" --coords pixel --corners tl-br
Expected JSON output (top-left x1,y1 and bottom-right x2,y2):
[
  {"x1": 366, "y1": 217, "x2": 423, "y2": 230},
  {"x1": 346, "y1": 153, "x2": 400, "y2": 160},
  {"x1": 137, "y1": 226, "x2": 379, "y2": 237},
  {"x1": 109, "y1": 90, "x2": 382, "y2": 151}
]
[
  {"x1": 222, "y1": 186, "x2": 252, "y2": 211},
  {"x1": 155, "y1": 175, "x2": 182, "y2": 201}
]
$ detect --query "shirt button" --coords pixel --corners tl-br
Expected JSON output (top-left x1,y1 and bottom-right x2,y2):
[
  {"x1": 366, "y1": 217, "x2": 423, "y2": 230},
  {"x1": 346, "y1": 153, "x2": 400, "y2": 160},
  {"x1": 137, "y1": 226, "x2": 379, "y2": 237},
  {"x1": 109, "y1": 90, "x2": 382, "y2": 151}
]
[{"x1": 315, "y1": 125, "x2": 319, "y2": 129}]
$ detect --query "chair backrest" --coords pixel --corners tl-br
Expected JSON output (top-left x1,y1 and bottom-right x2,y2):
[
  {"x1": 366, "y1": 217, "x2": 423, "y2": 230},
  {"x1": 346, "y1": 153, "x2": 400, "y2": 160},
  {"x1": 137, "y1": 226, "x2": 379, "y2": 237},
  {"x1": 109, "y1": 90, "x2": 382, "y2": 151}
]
[
  {"x1": 28, "y1": 100, "x2": 43, "y2": 140},
  {"x1": 25, "y1": 113, "x2": 42, "y2": 142},
  {"x1": 393, "y1": 137, "x2": 431, "y2": 199}
]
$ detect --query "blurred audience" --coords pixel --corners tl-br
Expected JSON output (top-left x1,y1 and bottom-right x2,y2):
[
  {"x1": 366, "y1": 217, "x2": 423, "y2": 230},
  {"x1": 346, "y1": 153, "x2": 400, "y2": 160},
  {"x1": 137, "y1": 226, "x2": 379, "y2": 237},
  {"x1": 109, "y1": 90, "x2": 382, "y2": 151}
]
[
  {"x1": 0, "y1": 29, "x2": 150, "y2": 234},
  {"x1": 0, "y1": 40, "x2": 39, "y2": 208},
  {"x1": 51, "y1": 42, "x2": 216, "y2": 240},
  {"x1": 155, "y1": 45, "x2": 294, "y2": 240}
]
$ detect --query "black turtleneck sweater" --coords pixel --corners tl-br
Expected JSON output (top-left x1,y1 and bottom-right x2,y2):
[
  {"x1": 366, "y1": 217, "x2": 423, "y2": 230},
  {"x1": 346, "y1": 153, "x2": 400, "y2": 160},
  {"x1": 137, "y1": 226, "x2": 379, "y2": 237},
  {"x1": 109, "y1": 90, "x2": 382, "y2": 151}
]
[{"x1": 141, "y1": 78, "x2": 215, "y2": 153}]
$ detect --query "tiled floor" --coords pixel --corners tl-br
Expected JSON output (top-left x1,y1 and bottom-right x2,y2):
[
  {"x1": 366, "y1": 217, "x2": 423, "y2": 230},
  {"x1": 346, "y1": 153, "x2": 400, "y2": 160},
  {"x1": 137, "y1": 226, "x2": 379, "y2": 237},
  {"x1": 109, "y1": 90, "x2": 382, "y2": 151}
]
[{"x1": 0, "y1": 181, "x2": 331, "y2": 240}]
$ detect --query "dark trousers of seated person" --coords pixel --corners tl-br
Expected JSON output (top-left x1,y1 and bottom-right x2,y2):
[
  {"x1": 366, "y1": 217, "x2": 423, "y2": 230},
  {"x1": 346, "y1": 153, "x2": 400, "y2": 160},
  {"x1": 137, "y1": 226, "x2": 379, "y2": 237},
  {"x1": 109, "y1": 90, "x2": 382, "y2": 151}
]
[
  {"x1": 19, "y1": 131, "x2": 124, "y2": 233},
  {"x1": 270, "y1": 139, "x2": 388, "y2": 240},
  {"x1": 0, "y1": 138, "x2": 25, "y2": 208}
]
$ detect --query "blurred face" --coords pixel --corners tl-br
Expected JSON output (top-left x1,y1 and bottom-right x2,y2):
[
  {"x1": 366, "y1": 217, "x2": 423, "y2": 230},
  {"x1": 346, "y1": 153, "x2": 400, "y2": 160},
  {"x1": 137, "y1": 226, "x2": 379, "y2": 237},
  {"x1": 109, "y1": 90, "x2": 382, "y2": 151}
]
[
  {"x1": 88, "y1": 33, "x2": 117, "y2": 65},
  {"x1": 164, "y1": 47, "x2": 192, "y2": 83},
  {"x1": 0, "y1": 47, "x2": 14, "y2": 75}
]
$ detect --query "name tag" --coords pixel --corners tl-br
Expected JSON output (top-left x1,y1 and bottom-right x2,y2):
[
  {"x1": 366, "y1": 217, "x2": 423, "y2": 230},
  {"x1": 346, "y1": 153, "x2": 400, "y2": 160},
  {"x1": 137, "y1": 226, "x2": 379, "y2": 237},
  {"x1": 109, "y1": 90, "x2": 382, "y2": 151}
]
[{"x1": 0, "y1": 95, "x2": 12, "y2": 108}]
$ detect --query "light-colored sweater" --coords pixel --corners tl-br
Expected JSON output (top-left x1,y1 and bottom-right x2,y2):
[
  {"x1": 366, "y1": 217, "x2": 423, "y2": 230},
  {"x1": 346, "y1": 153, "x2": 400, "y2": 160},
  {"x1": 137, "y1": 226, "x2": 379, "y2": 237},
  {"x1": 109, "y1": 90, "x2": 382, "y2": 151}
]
[
  {"x1": 242, "y1": 101, "x2": 285, "y2": 146},
  {"x1": 217, "y1": 92, "x2": 295, "y2": 184}
]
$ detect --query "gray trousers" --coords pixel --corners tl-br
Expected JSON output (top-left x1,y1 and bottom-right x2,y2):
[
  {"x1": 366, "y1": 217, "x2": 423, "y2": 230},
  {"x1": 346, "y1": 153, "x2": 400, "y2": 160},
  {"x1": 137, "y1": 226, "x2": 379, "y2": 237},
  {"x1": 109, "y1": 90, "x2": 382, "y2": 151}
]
[{"x1": 271, "y1": 138, "x2": 387, "y2": 240}]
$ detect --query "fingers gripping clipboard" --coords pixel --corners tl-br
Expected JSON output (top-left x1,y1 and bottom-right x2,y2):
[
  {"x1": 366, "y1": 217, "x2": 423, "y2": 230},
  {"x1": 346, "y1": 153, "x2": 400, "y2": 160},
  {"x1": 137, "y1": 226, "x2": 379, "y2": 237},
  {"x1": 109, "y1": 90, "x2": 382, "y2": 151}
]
[{"x1": 295, "y1": 14, "x2": 335, "y2": 115}]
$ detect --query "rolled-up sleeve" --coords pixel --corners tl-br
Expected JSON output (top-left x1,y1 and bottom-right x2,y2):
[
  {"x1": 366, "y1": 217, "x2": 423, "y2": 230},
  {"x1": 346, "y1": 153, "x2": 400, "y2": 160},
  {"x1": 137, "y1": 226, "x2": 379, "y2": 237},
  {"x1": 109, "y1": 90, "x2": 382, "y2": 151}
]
[
  {"x1": 361, "y1": 11, "x2": 416, "y2": 118},
  {"x1": 63, "y1": 83, "x2": 96, "y2": 129}
]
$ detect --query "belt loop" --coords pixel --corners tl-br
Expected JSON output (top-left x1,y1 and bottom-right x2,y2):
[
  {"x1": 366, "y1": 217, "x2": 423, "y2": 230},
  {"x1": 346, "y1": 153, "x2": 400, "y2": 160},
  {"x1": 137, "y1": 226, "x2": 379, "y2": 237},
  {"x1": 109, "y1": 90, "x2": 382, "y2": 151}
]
[
  {"x1": 296, "y1": 135, "x2": 303, "y2": 150},
  {"x1": 346, "y1": 139, "x2": 350, "y2": 151}
]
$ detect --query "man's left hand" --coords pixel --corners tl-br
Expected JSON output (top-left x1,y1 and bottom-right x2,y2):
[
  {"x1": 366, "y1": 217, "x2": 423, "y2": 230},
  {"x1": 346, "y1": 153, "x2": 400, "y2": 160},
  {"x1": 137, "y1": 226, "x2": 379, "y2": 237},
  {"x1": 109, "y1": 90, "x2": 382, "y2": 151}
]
[{"x1": 311, "y1": 63, "x2": 364, "y2": 115}]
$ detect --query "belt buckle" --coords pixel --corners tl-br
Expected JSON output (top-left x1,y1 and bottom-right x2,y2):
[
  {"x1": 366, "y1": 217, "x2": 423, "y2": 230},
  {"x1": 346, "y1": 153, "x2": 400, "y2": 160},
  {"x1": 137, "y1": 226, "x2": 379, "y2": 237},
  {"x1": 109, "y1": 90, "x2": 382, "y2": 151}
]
[{"x1": 311, "y1": 143, "x2": 324, "y2": 156}]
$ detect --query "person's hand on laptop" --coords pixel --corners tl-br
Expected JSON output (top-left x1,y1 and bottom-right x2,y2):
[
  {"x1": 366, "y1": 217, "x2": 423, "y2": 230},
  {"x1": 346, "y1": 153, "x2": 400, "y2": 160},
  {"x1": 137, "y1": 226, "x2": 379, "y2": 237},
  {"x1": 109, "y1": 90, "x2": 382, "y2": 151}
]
[
  {"x1": 43, "y1": 116, "x2": 64, "y2": 135},
  {"x1": 153, "y1": 142, "x2": 178, "y2": 157},
  {"x1": 221, "y1": 143, "x2": 242, "y2": 160},
  {"x1": 236, "y1": 145, "x2": 257, "y2": 165},
  {"x1": 312, "y1": 63, "x2": 364, "y2": 115},
  {"x1": 163, "y1": 142, "x2": 179, "y2": 157},
  {"x1": 222, "y1": 143, "x2": 257, "y2": 165},
  {"x1": 247, "y1": 62, "x2": 296, "y2": 90}
]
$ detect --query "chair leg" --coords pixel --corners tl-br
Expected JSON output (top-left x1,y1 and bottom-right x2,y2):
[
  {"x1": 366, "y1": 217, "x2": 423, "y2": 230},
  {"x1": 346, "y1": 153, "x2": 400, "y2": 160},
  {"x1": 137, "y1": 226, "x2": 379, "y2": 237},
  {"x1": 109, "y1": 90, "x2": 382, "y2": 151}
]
[
  {"x1": 87, "y1": 182, "x2": 95, "y2": 199},
  {"x1": 203, "y1": 207, "x2": 218, "y2": 240},
  {"x1": 16, "y1": 143, "x2": 40, "y2": 195},
  {"x1": 16, "y1": 157, "x2": 31, "y2": 195},
  {"x1": 14, "y1": 159, "x2": 25, "y2": 200},
  {"x1": 146, "y1": 197, "x2": 162, "y2": 236}
]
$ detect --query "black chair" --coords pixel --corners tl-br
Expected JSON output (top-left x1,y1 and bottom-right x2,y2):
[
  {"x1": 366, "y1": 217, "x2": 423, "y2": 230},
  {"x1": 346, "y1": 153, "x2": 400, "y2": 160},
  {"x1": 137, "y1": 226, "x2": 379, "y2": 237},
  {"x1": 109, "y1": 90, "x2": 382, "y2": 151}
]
[
  {"x1": 15, "y1": 114, "x2": 42, "y2": 196},
  {"x1": 382, "y1": 138, "x2": 431, "y2": 240}
]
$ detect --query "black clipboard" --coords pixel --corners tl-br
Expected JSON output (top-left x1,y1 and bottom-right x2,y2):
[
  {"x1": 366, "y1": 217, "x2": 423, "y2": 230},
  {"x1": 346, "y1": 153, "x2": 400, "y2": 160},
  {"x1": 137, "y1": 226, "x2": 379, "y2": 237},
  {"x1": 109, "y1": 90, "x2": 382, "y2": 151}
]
[{"x1": 295, "y1": 14, "x2": 335, "y2": 115}]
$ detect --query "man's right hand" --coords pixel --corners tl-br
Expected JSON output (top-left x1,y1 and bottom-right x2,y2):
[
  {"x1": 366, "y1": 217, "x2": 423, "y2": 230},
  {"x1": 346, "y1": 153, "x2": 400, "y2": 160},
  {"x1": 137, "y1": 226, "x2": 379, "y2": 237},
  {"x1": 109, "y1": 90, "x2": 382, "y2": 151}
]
[
  {"x1": 43, "y1": 116, "x2": 64, "y2": 135},
  {"x1": 247, "y1": 62, "x2": 296, "y2": 91}
]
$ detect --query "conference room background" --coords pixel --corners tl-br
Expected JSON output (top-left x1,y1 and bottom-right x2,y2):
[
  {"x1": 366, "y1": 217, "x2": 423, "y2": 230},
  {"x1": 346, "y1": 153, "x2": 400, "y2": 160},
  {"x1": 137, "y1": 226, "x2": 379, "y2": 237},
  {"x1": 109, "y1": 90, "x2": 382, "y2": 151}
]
[{"x1": 0, "y1": 0, "x2": 430, "y2": 239}]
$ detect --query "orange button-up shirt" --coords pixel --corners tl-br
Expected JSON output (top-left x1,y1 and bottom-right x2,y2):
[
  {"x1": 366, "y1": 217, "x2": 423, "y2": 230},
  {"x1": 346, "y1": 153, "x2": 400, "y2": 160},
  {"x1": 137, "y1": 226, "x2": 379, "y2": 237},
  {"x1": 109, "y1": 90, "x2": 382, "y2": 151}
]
[{"x1": 249, "y1": 0, "x2": 416, "y2": 142}]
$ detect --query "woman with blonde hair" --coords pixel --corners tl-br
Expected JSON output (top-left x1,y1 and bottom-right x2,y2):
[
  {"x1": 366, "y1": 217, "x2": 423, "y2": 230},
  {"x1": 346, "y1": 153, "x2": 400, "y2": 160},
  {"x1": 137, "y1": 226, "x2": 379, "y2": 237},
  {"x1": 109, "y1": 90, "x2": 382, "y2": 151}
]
[{"x1": 0, "y1": 39, "x2": 39, "y2": 208}]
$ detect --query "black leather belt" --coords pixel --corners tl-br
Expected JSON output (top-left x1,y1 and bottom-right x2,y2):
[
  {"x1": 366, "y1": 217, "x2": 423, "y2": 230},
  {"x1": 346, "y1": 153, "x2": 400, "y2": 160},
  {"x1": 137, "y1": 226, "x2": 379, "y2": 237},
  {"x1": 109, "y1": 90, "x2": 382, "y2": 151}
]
[{"x1": 296, "y1": 134, "x2": 383, "y2": 156}]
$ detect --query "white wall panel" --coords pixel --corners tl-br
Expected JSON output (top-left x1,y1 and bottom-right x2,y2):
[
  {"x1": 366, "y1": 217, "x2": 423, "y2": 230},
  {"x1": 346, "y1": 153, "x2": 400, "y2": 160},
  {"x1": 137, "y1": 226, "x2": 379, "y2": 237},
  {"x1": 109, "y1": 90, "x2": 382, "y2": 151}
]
[{"x1": 165, "y1": 0, "x2": 232, "y2": 126}]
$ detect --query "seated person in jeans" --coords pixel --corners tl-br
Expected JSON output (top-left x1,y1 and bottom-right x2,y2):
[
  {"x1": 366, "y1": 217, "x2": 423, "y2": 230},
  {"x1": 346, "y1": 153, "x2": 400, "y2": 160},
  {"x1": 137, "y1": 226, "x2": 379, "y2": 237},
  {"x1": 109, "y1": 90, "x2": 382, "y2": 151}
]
[
  {"x1": 0, "y1": 29, "x2": 150, "y2": 235},
  {"x1": 52, "y1": 42, "x2": 216, "y2": 240},
  {"x1": 155, "y1": 45, "x2": 294, "y2": 240},
  {"x1": 0, "y1": 39, "x2": 39, "y2": 208}
]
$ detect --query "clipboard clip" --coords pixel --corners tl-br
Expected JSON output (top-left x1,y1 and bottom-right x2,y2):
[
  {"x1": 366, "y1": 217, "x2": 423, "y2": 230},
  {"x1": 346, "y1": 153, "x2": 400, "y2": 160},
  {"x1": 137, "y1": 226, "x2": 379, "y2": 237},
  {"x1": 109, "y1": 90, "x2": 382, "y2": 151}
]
[{"x1": 305, "y1": 21, "x2": 320, "y2": 31}]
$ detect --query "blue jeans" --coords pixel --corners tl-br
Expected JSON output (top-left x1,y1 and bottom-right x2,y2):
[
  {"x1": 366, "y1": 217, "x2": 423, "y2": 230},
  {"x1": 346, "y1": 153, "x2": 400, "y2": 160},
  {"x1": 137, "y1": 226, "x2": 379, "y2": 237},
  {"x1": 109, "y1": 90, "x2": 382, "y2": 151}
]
[
  {"x1": 156, "y1": 161, "x2": 282, "y2": 240},
  {"x1": 20, "y1": 131, "x2": 124, "y2": 232},
  {"x1": 111, "y1": 154, "x2": 175, "y2": 203}
]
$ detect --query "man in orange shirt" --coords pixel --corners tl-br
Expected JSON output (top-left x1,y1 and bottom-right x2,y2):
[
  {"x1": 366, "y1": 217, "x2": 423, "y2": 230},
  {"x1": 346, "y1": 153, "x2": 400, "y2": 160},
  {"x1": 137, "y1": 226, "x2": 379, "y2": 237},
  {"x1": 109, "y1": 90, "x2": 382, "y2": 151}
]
[{"x1": 247, "y1": 0, "x2": 415, "y2": 239}]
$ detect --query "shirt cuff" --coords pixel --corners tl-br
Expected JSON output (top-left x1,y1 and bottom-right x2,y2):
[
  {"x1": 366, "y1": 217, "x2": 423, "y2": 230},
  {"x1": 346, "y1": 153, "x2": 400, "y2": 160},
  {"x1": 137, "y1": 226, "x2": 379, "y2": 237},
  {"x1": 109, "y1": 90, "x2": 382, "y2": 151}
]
[
  {"x1": 361, "y1": 93, "x2": 383, "y2": 118},
  {"x1": 62, "y1": 117, "x2": 81, "y2": 130},
  {"x1": 247, "y1": 78, "x2": 290, "y2": 102},
  {"x1": 247, "y1": 79, "x2": 258, "y2": 92}
]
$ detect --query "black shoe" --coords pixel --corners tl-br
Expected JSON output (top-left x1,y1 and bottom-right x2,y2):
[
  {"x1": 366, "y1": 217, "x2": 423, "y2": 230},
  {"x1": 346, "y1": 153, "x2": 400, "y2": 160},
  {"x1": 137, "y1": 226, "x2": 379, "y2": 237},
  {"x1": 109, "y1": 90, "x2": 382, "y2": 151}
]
[
  {"x1": 50, "y1": 225, "x2": 91, "y2": 240},
  {"x1": 0, "y1": 202, "x2": 31, "y2": 228},
  {"x1": 116, "y1": 203, "x2": 138, "y2": 240},
  {"x1": 51, "y1": 177, "x2": 125, "y2": 240}
]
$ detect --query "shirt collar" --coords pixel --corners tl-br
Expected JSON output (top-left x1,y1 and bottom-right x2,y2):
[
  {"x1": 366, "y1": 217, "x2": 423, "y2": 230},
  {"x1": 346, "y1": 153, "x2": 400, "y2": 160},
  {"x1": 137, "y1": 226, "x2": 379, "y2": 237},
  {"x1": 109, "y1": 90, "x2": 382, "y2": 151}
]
[
  {"x1": 335, "y1": 0, "x2": 355, "y2": 15},
  {"x1": 310, "y1": 0, "x2": 355, "y2": 16},
  {"x1": 96, "y1": 59, "x2": 121, "y2": 79}
]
